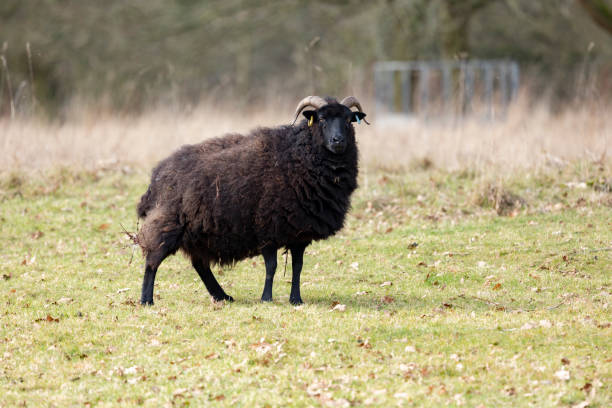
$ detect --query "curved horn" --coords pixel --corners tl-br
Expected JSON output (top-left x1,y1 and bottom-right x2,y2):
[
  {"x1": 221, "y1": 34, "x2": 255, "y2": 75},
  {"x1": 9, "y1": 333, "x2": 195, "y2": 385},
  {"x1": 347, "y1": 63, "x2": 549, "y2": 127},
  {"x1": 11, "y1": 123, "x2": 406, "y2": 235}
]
[
  {"x1": 292, "y1": 96, "x2": 328, "y2": 125},
  {"x1": 341, "y1": 96, "x2": 370, "y2": 125},
  {"x1": 340, "y1": 96, "x2": 363, "y2": 112}
]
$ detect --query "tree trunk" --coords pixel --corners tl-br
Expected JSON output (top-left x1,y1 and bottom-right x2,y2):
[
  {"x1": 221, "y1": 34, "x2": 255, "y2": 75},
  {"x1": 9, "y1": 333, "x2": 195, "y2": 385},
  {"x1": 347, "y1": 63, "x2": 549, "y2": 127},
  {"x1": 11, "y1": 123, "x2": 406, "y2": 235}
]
[{"x1": 577, "y1": 0, "x2": 612, "y2": 34}]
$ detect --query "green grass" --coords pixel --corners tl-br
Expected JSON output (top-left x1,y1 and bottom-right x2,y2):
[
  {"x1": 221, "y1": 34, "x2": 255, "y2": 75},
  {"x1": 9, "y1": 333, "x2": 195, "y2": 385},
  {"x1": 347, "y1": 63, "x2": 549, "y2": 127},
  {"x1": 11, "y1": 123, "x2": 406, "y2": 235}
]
[{"x1": 0, "y1": 164, "x2": 610, "y2": 407}]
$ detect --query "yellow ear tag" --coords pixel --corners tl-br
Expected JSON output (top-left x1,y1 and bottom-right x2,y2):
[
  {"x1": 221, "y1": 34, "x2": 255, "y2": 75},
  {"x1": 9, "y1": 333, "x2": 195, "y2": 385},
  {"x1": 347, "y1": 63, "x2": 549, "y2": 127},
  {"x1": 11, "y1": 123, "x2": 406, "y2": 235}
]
[{"x1": 308, "y1": 116, "x2": 314, "y2": 127}]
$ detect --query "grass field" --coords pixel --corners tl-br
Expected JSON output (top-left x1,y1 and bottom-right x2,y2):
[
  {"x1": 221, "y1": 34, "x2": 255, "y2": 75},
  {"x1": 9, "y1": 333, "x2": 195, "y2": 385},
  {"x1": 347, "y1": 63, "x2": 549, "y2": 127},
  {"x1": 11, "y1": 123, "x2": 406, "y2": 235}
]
[{"x1": 0, "y1": 159, "x2": 610, "y2": 406}]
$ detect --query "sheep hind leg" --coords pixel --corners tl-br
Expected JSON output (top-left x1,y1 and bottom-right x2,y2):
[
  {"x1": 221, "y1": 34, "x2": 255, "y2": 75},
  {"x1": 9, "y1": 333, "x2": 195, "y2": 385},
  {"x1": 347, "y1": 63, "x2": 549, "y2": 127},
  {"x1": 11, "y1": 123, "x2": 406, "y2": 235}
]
[
  {"x1": 289, "y1": 243, "x2": 307, "y2": 305},
  {"x1": 140, "y1": 248, "x2": 172, "y2": 306},
  {"x1": 191, "y1": 257, "x2": 234, "y2": 302},
  {"x1": 260, "y1": 246, "x2": 277, "y2": 302}
]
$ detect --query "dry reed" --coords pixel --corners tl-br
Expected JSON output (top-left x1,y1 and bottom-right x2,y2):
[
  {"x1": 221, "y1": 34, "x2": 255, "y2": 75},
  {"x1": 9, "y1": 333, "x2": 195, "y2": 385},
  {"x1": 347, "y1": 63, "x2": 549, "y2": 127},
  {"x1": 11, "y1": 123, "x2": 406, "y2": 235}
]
[{"x1": 0, "y1": 97, "x2": 609, "y2": 174}]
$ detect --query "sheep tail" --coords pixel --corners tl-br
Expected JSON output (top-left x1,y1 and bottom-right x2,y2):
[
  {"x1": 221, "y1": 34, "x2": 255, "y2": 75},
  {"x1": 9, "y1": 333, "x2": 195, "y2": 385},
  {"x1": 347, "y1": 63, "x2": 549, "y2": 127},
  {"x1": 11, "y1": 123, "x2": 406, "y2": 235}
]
[{"x1": 137, "y1": 187, "x2": 154, "y2": 219}]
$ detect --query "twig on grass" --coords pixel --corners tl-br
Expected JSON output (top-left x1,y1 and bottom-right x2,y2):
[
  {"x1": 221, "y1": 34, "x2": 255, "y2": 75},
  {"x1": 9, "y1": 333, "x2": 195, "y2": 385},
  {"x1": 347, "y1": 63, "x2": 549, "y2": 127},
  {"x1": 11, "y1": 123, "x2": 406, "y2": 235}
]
[
  {"x1": 120, "y1": 220, "x2": 140, "y2": 265},
  {"x1": 456, "y1": 293, "x2": 577, "y2": 313}
]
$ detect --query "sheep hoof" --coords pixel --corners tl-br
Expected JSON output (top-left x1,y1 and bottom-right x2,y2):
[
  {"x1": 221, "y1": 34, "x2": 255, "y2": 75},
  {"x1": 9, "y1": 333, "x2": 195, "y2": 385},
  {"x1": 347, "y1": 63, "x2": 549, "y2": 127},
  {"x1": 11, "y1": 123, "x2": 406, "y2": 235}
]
[
  {"x1": 213, "y1": 294, "x2": 234, "y2": 302},
  {"x1": 140, "y1": 299, "x2": 154, "y2": 306},
  {"x1": 261, "y1": 296, "x2": 273, "y2": 303},
  {"x1": 289, "y1": 297, "x2": 303, "y2": 305}
]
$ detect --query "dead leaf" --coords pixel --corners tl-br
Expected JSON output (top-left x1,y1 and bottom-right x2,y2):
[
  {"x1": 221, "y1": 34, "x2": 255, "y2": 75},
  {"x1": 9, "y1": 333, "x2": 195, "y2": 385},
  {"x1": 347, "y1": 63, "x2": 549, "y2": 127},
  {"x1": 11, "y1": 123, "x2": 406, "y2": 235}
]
[
  {"x1": 57, "y1": 297, "x2": 73, "y2": 304},
  {"x1": 492, "y1": 283, "x2": 502, "y2": 291},
  {"x1": 380, "y1": 281, "x2": 393, "y2": 287},
  {"x1": 98, "y1": 223, "x2": 110, "y2": 231},
  {"x1": 382, "y1": 296, "x2": 394, "y2": 304},
  {"x1": 554, "y1": 369, "x2": 570, "y2": 381},
  {"x1": 2, "y1": 273, "x2": 11, "y2": 280},
  {"x1": 205, "y1": 352, "x2": 219, "y2": 360},
  {"x1": 331, "y1": 304, "x2": 346, "y2": 312},
  {"x1": 561, "y1": 357, "x2": 570, "y2": 365},
  {"x1": 357, "y1": 338, "x2": 371, "y2": 349},
  {"x1": 250, "y1": 340, "x2": 273, "y2": 354},
  {"x1": 172, "y1": 388, "x2": 189, "y2": 398},
  {"x1": 35, "y1": 314, "x2": 59, "y2": 323},
  {"x1": 213, "y1": 395, "x2": 225, "y2": 401}
]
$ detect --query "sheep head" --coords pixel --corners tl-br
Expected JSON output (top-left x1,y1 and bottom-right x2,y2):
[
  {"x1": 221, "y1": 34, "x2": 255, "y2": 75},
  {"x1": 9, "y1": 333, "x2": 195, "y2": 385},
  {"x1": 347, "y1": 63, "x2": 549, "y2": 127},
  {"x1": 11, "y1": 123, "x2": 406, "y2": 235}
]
[{"x1": 292, "y1": 95, "x2": 368, "y2": 154}]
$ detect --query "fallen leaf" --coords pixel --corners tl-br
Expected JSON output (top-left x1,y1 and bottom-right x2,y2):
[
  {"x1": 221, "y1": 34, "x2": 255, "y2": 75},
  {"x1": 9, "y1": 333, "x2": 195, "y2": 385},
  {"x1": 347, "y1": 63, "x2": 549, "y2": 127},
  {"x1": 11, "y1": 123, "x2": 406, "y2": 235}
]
[
  {"x1": 213, "y1": 395, "x2": 225, "y2": 401},
  {"x1": 331, "y1": 304, "x2": 346, "y2": 312},
  {"x1": 504, "y1": 386, "x2": 516, "y2": 396},
  {"x1": 554, "y1": 369, "x2": 570, "y2": 381},
  {"x1": 492, "y1": 283, "x2": 502, "y2": 291},
  {"x1": 98, "y1": 223, "x2": 110, "y2": 231},
  {"x1": 57, "y1": 297, "x2": 73, "y2": 304},
  {"x1": 205, "y1": 352, "x2": 219, "y2": 360},
  {"x1": 561, "y1": 357, "x2": 570, "y2": 365},
  {"x1": 35, "y1": 314, "x2": 59, "y2": 323},
  {"x1": 250, "y1": 341, "x2": 273, "y2": 354},
  {"x1": 357, "y1": 338, "x2": 371, "y2": 349},
  {"x1": 382, "y1": 296, "x2": 394, "y2": 304},
  {"x1": 408, "y1": 242, "x2": 419, "y2": 249},
  {"x1": 173, "y1": 388, "x2": 188, "y2": 398},
  {"x1": 380, "y1": 281, "x2": 393, "y2": 287},
  {"x1": 124, "y1": 366, "x2": 138, "y2": 375}
]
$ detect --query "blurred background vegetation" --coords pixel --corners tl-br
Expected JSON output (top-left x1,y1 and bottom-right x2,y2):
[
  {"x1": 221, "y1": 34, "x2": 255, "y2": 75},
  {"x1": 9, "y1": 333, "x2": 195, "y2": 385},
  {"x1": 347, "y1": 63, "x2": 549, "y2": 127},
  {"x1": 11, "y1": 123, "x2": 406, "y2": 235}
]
[{"x1": 1, "y1": 0, "x2": 611, "y2": 117}]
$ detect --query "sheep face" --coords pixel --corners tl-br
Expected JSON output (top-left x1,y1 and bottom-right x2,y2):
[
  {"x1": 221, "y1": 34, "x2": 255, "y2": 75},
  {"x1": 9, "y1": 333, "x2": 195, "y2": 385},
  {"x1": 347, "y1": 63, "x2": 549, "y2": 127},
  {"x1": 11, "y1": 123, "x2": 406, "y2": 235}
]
[{"x1": 302, "y1": 104, "x2": 367, "y2": 154}]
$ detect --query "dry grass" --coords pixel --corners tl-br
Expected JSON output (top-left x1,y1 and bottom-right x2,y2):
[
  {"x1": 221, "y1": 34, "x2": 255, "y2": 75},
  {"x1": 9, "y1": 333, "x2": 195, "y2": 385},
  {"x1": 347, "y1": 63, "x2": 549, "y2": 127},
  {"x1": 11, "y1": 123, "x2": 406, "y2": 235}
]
[{"x1": 0, "y1": 98, "x2": 610, "y2": 173}]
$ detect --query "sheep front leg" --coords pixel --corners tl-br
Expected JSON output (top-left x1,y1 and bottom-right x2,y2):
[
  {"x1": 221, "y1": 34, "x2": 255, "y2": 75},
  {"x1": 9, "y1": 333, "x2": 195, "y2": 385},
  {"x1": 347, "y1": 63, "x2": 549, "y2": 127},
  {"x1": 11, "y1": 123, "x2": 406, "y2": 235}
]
[
  {"x1": 261, "y1": 246, "x2": 277, "y2": 302},
  {"x1": 289, "y1": 244, "x2": 307, "y2": 305}
]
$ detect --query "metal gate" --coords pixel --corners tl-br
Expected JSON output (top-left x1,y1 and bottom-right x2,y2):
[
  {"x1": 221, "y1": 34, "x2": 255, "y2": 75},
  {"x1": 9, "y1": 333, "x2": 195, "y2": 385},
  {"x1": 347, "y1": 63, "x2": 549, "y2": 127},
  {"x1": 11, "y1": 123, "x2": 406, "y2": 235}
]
[{"x1": 374, "y1": 60, "x2": 520, "y2": 118}]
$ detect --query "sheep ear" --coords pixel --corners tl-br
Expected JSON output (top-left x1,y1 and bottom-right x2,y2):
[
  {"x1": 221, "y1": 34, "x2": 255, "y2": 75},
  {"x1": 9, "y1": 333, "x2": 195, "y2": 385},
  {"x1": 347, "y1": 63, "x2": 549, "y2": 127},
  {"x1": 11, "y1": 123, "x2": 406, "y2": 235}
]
[
  {"x1": 351, "y1": 112, "x2": 367, "y2": 123},
  {"x1": 302, "y1": 110, "x2": 317, "y2": 124}
]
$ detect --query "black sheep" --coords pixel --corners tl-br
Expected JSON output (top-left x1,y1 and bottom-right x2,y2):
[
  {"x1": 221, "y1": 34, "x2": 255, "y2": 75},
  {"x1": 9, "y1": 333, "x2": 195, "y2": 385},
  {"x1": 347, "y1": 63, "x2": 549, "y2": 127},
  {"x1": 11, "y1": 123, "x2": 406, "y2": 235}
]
[{"x1": 136, "y1": 96, "x2": 367, "y2": 305}]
